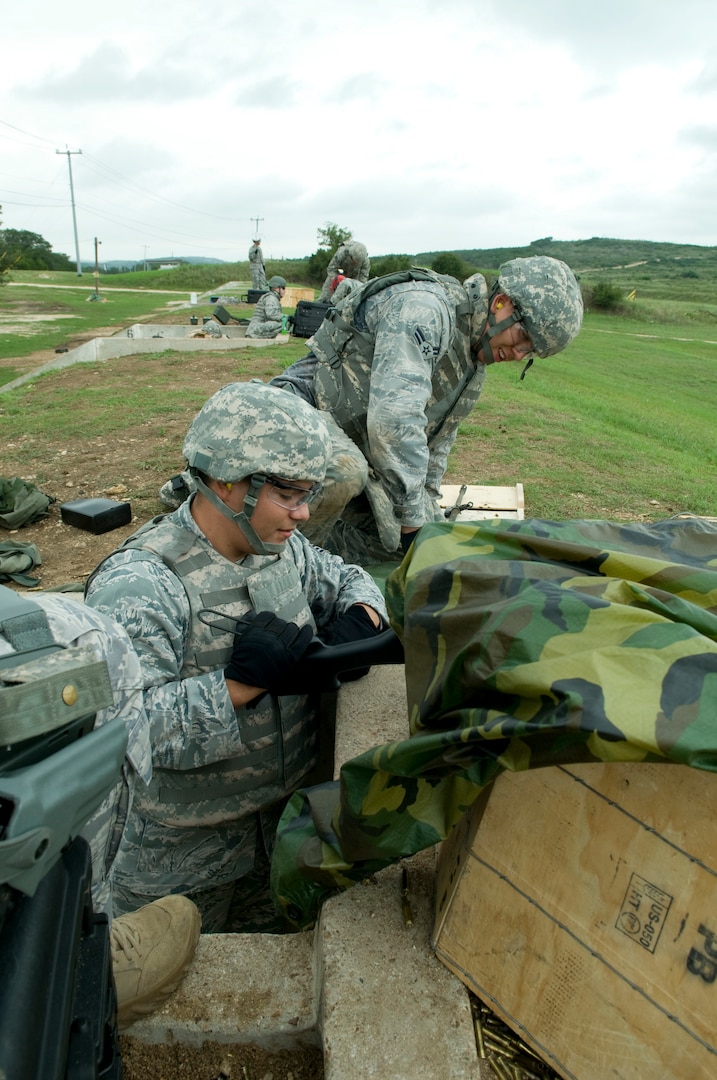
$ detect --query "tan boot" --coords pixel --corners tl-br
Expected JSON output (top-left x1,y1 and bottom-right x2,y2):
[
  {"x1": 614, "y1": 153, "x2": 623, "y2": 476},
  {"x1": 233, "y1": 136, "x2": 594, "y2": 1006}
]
[{"x1": 111, "y1": 895, "x2": 201, "y2": 1030}]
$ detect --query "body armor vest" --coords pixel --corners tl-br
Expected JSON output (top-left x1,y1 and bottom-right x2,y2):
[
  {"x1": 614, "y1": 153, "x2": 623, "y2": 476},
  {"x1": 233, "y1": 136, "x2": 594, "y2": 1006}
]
[
  {"x1": 309, "y1": 268, "x2": 488, "y2": 458},
  {"x1": 89, "y1": 514, "x2": 319, "y2": 828}
]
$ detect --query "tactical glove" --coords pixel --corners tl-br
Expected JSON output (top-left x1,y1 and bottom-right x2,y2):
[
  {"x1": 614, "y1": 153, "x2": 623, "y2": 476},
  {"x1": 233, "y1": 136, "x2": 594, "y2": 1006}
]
[
  {"x1": 320, "y1": 605, "x2": 381, "y2": 683},
  {"x1": 321, "y1": 605, "x2": 381, "y2": 647},
  {"x1": 400, "y1": 529, "x2": 419, "y2": 554},
  {"x1": 225, "y1": 610, "x2": 313, "y2": 693}
]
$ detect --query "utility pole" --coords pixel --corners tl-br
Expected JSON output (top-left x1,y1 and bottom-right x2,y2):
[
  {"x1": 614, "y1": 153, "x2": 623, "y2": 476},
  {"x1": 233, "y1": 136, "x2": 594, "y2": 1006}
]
[
  {"x1": 56, "y1": 147, "x2": 83, "y2": 277},
  {"x1": 250, "y1": 215, "x2": 264, "y2": 239},
  {"x1": 93, "y1": 237, "x2": 101, "y2": 299}
]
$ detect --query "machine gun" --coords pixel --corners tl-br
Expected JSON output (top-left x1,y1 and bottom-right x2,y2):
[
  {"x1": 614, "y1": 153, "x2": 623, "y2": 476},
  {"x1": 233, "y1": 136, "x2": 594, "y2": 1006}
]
[
  {"x1": 278, "y1": 627, "x2": 406, "y2": 785},
  {"x1": 0, "y1": 585, "x2": 128, "y2": 1080}
]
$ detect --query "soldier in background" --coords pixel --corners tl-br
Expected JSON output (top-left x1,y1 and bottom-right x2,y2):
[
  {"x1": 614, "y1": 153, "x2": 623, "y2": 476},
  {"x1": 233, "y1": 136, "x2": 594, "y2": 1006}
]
[
  {"x1": 270, "y1": 256, "x2": 584, "y2": 566},
  {"x1": 85, "y1": 382, "x2": 387, "y2": 933},
  {"x1": 329, "y1": 273, "x2": 362, "y2": 305},
  {"x1": 0, "y1": 595, "x2": 201, "y2": 1031},
  {"x1": 318, "y1": 240, "x2": 370, "y2": 302},
  {"x1": 246, "y1": 275, "x2": 286, "y2": 338},
  {"x1": 248, "y1": 238, "x2": 267, "y2": 290}
]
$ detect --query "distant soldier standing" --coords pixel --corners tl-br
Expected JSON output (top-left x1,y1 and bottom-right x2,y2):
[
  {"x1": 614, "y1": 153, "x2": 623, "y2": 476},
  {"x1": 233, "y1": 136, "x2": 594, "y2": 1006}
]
[{"x1": 248, "y1": 238, "x2": 267, "y2": 290}]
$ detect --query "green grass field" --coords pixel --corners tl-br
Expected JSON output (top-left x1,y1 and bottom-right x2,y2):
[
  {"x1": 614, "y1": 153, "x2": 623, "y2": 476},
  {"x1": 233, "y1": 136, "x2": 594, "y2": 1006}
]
[
  {"x1": 447, "y1": 316, "x2": 717, "y2": 520},
  {"x1": 1, "y1": 269, "x2": 716, "y2": 524}
]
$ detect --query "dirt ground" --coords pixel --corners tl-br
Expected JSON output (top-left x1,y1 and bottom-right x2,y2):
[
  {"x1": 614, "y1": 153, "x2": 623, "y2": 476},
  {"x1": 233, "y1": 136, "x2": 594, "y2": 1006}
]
[
  {"x1": 3, "y1": 319, "x2": 326, "y2": 1078},
  {"x1": 118, "y1": 1037, "x2": 324, "y2": 1080},
  {"x1": 1, "y1": 309, "x2": 293, "y2": 592}
]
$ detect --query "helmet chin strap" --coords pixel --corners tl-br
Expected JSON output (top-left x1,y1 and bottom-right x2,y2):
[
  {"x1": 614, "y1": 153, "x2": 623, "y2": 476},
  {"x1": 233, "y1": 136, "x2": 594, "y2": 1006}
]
[
  {"x1": 476, "y1": 308, "x2": 522, "y2": 366},
  {"x1": 190, "y1": 472, "x2": 284, "y2": 556}
]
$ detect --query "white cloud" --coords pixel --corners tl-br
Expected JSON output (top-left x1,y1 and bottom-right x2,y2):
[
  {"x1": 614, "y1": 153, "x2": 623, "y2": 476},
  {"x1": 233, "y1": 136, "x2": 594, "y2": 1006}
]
[{"x1": 2, "y1": 0, "x2": 717, "y2": 263}]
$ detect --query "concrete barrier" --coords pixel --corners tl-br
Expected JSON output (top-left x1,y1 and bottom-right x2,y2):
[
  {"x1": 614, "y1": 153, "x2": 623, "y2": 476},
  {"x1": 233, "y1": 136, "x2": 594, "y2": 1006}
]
[
  {"x1": 121, "y1": 666, "x2": 488, "y2": 1078},
  {"x1": 1, "y1": 326, "x2": 290, "y2": 394}
]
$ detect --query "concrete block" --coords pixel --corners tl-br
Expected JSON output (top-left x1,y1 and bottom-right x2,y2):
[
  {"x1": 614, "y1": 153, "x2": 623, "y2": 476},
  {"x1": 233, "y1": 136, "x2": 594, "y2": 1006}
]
[
  {"x1": 318, "y1": 848, "x2": 479, "y2": 1080},
  {"x1": 123, "y1": 931, "x2": 317, "y2": 1051}
]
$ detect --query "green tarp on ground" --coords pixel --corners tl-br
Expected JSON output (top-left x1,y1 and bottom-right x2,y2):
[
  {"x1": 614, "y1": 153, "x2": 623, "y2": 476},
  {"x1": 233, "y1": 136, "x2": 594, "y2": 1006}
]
[{"x1": 270, "y1": 516, "x2": 717, "y2": 928}]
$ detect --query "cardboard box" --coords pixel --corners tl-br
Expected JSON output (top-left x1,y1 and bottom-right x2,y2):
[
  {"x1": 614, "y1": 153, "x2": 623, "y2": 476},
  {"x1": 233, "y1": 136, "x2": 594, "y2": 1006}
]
[
  {"x1": 60, "y1": 498, "x2": 131, "y2": 534},
  {"x1": 433, "y1": 764, "x2": 717, "y2": 1079}
]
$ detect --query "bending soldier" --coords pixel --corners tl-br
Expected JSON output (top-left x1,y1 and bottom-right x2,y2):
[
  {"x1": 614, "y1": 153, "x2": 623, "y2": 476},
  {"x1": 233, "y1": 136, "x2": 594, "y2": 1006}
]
[
  {"x1": 270, "y1": 256, "x2": 584, "y2": 565},
  {"x1": 317, "y1": 240, "x2": 370, "y2": 302}
]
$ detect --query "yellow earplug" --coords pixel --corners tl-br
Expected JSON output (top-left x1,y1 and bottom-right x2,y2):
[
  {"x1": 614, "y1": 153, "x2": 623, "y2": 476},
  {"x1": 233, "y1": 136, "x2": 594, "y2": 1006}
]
[{"x1": 225, "y1": 482, "x2": 232, "y2": 491}]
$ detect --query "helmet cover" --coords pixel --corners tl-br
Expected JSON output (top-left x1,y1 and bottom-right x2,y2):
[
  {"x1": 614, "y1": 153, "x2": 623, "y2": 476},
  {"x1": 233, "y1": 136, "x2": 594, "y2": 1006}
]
[
  {"x1": 183, "y1": 381, "x2": 331, "y2": 484},
  {"x1": 498, "y1": 256, "x2": 583, "y2": 357}
]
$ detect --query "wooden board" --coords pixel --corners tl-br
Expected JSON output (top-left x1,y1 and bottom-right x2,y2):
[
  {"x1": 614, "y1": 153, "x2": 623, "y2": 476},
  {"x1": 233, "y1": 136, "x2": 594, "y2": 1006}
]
[
  {"x1": 282, "y1": 287, "x2": 315, "y2": 308},
  {"x1": 433, "y1": 764, "x2": 717, "y2": 1079},
  {"x1": 438, "y1": 483, "x2": 525, "y2": 520}
]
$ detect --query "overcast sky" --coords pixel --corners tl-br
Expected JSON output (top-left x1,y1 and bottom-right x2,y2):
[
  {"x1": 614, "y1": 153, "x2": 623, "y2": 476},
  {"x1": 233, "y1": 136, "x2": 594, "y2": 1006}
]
[{"x1": 3, "y1": 0, "x2": 717, "y2": 265}]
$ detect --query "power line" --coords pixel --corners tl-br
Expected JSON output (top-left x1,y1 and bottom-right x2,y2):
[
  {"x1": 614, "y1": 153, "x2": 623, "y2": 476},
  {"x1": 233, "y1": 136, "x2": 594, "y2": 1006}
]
[
  {"x1": 80, "y1": 152, "x2": 247, "y2": 223},
  {"x1": 0, "y1": 118, "x2": 58, "y2": 147}
]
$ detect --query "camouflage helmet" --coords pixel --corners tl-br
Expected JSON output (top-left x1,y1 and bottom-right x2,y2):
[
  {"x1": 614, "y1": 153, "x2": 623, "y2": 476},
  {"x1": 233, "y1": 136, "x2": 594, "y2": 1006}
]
[
  {"x1": 183, "y1": 381, "x2": 331, "y2": 484},
  {"x1": 498, "y1": 256, "x2": 583, "y2": 357},
  {"x1": 339, "y1": 241, "x2": 368, "y2": 276},
  {"x1": 268, "y1": 275, "x2": 287, "y2": 289}
]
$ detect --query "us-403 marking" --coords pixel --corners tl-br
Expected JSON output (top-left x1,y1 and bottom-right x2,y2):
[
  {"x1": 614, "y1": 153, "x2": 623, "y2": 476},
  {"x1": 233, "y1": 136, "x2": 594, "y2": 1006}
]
[{"x1": 616, "y1": 872, "x2": 672, "y2": 953}]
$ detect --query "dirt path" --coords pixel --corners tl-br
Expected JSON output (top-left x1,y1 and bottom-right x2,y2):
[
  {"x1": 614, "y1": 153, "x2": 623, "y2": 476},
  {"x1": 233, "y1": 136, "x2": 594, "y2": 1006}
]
[{"x1": 6, "y1": 282, "x2": 191, "y2": 294}]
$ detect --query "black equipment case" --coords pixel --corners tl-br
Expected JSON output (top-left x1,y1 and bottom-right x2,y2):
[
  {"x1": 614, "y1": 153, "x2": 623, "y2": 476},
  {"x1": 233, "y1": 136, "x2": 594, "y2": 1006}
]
[
  {"x1": 241, "y1": 289, "x2": 268, "y2": 304},
  {"x1": 290, "y1": 301, "x2": 331, "y2": 338}
]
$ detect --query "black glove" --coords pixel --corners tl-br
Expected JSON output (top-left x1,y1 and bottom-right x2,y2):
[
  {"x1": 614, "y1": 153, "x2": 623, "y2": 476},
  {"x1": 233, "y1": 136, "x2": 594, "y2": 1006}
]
[
  {"x1": 225, "y1": 610, "x2": 313, "y2": 693},
  {"x1": 400, "y1": 529, "x2": 419, "y2": 554},
  {"x1": 321, "y1": 606, "x2": 381, "y2": 683},
  {"x1": 321, "y1": 605, "x2": 381, "y2": 646}
]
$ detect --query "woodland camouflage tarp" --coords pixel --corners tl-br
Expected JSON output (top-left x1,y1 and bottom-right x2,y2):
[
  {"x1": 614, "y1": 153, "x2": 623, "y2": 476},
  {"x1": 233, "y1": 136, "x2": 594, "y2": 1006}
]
[{"x1": 270, "y1": 516, "x2": 717, "y2": 928}]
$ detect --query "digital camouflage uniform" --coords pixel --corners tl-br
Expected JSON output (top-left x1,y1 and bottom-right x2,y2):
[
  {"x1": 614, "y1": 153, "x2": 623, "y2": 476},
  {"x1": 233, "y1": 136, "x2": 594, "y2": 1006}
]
[
  {"x1": 330, "y1": 277, "x2": 362, "y2": 305},
  {"x1": 272, "y1": 268, "x2": 488, "y2": 564},
  {"x1": 272, "y1": 259, "x2": 583, "y2": 567},
  {"x1": 0, "y1": 594, "x2": 152, "y2": 918},
  {"x1": 270, "y1": 515, "x2": 717, "y2": 929},
  {"x1": 248, "y1": 241, "x2": 267, "y2": 290},
  {"x1": 246, "y1": 288, "x2": 283, "y2": 338},
  {"x1": 318, "y1": 241, "x2": 370, "y2": 302},
  {"x1": 86, "y1": 432, "x2": 387, "y2": 932}
]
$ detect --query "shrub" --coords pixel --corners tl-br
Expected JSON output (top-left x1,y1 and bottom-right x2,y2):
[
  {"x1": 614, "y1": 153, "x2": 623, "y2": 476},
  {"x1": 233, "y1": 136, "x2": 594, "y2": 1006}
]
[{"x1": 585, "y1": 280, "x2": 625, "y2": 312}]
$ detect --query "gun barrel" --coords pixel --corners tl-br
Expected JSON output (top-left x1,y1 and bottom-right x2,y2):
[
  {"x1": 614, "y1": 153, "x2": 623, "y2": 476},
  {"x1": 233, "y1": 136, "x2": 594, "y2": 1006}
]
[{"x1": 282, "y1": 628, "x2": 405, "y2": 694}]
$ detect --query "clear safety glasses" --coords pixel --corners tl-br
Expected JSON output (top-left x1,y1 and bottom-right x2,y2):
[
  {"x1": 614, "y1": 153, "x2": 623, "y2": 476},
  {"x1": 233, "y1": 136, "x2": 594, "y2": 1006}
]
[{"x1": 258, "y1": 474, "x2": 323, "y2": 509}]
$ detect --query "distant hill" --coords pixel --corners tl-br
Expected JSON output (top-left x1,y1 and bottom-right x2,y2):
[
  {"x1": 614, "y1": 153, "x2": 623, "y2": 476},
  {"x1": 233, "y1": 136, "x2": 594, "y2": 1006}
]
[
  {"x1": 80, "y1": 256, "x2": 228, "y2": 271},
  {"x1": 414, "y1": 237, "x2": 717, "y2": 273}
]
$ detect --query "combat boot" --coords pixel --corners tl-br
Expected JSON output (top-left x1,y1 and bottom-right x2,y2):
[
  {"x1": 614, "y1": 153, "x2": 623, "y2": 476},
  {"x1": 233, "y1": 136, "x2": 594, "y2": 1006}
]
[{"x1": 110, "y1": 895, "x2": 201, "y2": 1030}]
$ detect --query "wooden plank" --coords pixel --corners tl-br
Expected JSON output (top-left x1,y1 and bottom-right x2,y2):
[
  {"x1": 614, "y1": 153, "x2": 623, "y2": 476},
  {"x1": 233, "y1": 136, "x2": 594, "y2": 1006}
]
[
  {"x1": 282, "y1": 287, "x2": 315, "y2": 307},
  {"x1": 438, "y1": 483, "x2": 525, "y2": 520}
]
